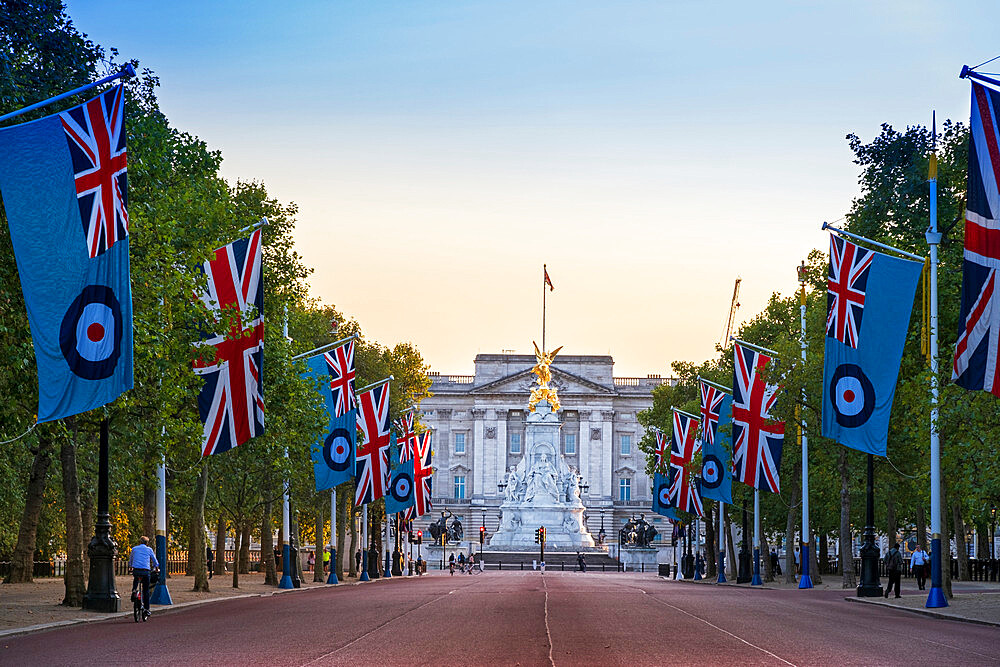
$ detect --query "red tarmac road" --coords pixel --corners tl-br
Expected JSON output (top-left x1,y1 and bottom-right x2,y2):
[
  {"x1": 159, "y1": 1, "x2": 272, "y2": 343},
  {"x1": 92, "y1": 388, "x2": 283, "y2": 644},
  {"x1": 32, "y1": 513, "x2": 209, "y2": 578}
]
[{"x1": 3, "y1": 572, "x2": 998, "y2": 666}]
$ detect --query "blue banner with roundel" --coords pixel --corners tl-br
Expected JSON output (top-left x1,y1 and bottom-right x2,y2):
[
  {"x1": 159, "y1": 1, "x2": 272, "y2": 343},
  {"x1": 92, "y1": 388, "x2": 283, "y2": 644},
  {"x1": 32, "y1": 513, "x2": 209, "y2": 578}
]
[
  {"x1": 305, "y1": 354, "x2": 356, "y2": 491},
  {"x1": 821, "y1": 235, "x2": 921, "y2": 456},
  {"x1": 0, "y1": 86, "x2": 133, "y2": 422},
  {"x1": 652, "y1": 472, "x2": 678, "y2": 520},
  {"x1": 385, "y1": 435, "x2": 416, "y2": 515}
]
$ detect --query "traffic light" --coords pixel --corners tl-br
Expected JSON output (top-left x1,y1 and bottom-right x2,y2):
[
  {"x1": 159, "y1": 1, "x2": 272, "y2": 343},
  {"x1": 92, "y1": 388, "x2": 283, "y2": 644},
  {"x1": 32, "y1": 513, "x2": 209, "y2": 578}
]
[
  {"x1": 534, "y1": 528, "x2": 540, "y2": 544},
  {"x1": 415, "y1": 530, "x2": 422, "y2": 545},
  {"x1": 539, "y1": 526, "x2": 546, "y2": 543},
  {"x1": 479, "y1": 526, "x2": 486, "y2": 545}
]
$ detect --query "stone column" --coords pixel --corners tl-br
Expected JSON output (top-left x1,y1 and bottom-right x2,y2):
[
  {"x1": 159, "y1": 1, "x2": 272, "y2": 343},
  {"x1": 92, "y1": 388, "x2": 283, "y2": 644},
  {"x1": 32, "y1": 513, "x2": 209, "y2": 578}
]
[
  {"x1": 579, "y1": 413, "x2": 591, "y2": 497},
  {"x1": 602, "y1": 411, "x2": 615, "y2": 501},
  {"x1": 472, "y1": 409, "x2": 485, "y2": 498},
  {"x1": 494, "y1": 410, "x2": 508, "y2": 498},
  {"x1": 436, "y1": 410, "x2": 452, "y2": 502},
  {"x1": 588, "y1": 410, "x2": 603, "y2": 499}
]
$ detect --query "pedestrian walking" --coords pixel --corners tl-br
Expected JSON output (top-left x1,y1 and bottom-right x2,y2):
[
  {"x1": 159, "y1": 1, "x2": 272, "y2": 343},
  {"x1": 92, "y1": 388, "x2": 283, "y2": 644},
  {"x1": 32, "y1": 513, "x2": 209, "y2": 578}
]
[
  {"x1": 911, "y1": 545, "x2": 928, "y2": 590},
  {"x1": 793, "y1": 546, "x2": 801, "y2": 574},
  {"x1": 206, "y1": 546, "x2": 214, "y2": 579},
  {"x1": 323, "y1": 546, "x2": 331, "y2": 573},
  {"x1": 884, "y1": 542, "x2": 904, "y2": 598},
  {"x1": 307, "y1": 550, "x2": 315, "y2": 572},
  {"x1": 416, "y1": 555, "x2": 424, "y2": 575},
  {"x1": 355, "y1": 549, "x2": 362, "y2": 573},
  {"x1": 577, "y1": 552, "x2": 587, "y2": 572},
  {"x1": 449, "y1": 553, "x2": 456, "y2": 575}
]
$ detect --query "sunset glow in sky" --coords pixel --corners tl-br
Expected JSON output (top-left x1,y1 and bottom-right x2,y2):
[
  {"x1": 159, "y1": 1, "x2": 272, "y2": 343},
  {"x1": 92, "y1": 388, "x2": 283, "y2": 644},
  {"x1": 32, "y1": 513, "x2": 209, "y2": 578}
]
[{"x1": 67, "y1": 0, "x2": 998, "y2": 376}]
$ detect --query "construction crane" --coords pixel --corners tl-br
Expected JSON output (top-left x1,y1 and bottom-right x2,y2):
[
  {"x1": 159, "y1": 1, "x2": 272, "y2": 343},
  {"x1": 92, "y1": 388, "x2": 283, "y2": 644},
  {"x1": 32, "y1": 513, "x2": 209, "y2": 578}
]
[{"x1": 721, "y1": 278, "x2": 742, "y2": 347}]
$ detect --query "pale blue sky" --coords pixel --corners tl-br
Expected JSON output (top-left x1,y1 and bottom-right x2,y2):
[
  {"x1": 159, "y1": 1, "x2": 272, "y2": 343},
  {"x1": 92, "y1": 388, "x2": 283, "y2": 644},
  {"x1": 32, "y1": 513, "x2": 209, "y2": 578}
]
[{"x1": 66, "y1": 1, "x2": 999, "y2": 376}]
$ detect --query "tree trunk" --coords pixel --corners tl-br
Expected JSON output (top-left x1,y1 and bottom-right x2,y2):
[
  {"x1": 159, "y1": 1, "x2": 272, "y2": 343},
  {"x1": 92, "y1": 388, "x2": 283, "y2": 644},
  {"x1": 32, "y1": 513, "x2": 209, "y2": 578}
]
[
  {"x1": 838, "y1": 448, "x2": 856, "y2": 589},
  {"x1": 232, "y1": 518, "x2": 242, "y2": 589},
  {"x1": 315, "y1": 493, "x2": 326, "y2": 582},
  {"x1": 261, "y1": 500, "x2": 277, "y2": 586},
  {"x1": 886, "y1": 497, "x2": 897, "y2": 551},
  {"x1": 142, "y1": 479, "x2": 156, "y2": 542},
  {"x1": 760, "y1": 531, "x2": 773, "y2": 582},
  {"x1": 188, "y1": 463, "x2": 210, "y2": 592},
  {"x1": 977, "y1": 520, "x2": 990, "y2": 561},
  {"x1": 725, "y1": 505, "x2": 737, "y2": 579},
  {"x1": 916, "y1": 505, "x2": 927, "y2": 551},
  {"x1": 336, "y1": 489, "x2": 347, "y2": 579},
  {"x1": 348, "y1": 503, "x2": 359, "y2": 577},
  {"x1": 60, "y1": 438, "x2": 86, "y2": 606},
  {"x1": 215, "y1": 514, "x2": 227, "y2": 575},
  {"x1": 818, "y1": 531, "x2": 828, "y2": 575},
  {"x1": 810, "y1": 531, "x2": 823, "y2": 584},
  {"x1": 239, "y1": 521, "x2": 251, "y2": 574},
  {"x1": 6, "y1": 433, "x2": 54, "y2": 583},
  {"x1": 81, "y1": 489, "x2": 94, "y2": 575},
  {"x1": 704, "y1": 503, "x2": 716, "y2": 578},
  {"x1": 784, "y1": 498, "x2": 797, "y2": 584},
  {"x1": 953, "y1": 501, "x2": 970, "y2": 581}
]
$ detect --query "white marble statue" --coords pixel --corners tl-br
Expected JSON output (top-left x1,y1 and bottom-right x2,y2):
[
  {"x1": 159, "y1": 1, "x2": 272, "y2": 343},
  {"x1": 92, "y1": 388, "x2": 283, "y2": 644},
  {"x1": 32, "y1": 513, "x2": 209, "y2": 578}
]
[{"x1": 525, "y1": 453, "x2": 559, "y2": 503}]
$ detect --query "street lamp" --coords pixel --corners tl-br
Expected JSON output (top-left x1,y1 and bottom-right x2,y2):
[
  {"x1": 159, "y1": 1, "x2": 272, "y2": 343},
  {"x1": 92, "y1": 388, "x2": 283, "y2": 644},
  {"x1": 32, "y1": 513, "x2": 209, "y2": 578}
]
[{"x1": 991, "y1": 507, "x2": 996, "y2": 561}]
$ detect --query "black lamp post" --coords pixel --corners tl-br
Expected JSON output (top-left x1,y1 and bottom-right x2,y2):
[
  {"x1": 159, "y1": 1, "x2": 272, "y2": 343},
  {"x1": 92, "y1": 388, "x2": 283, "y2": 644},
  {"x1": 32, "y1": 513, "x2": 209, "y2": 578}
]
[
  {"x1": 82, "y1": 419, "x2": 120, "y2": 612},
  {"x1": 991, "y1": 507, "x2": 996, "y2": 561},
  {"x1": 857, "y1": 454, "x2": 884, "y2": 597}
]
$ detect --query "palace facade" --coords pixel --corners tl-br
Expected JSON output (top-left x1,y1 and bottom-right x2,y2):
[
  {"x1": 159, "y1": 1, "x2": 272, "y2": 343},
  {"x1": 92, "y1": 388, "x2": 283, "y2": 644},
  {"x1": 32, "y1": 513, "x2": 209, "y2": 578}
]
[{"x1": 415, "y1": 353, "x2": 674, "y2": 543}]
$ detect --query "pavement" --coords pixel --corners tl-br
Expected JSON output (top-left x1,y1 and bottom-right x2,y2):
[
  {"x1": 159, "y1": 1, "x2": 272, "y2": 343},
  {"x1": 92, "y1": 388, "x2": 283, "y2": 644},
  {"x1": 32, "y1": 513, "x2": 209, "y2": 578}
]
[{"x1": 2, "y1": 571, "x2": 999, "y2": 665}]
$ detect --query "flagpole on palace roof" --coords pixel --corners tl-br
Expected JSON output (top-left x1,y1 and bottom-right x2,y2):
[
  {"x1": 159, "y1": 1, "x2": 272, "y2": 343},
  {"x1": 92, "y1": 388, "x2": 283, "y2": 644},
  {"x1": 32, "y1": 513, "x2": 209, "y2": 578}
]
[
  {"x1": 542, "y1": 265, "x2": 547, "y2": 354},
  {"x1": 925, "y1": 112, "x2": 947, "y2": 609},
  {"x1": 0, "y1": 63, "x2": 135, "y2": 125}
]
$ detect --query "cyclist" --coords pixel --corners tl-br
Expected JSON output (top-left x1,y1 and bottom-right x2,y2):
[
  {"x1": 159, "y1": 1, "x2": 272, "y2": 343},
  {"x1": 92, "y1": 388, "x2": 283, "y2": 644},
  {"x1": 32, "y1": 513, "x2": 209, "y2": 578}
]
[{"x1": 129, "y1": 536, "x2": 159, "y2": 619}]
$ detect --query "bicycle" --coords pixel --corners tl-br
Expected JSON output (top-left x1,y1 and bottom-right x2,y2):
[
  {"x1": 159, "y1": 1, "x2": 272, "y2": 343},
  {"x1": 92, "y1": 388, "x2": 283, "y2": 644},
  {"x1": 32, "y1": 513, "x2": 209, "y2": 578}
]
[{"x1": 131, "y1": 568, "x2": 158, "y2": 623}]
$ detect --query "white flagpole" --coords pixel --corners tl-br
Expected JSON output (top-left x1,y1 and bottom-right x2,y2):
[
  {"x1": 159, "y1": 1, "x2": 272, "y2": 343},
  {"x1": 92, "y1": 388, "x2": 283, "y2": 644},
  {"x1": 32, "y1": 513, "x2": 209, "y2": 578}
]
[
  {"x1": 751, "y1": 488, "x2": 762, "y2": 585},
  {"x1": 717, "y1": 502, "x2": 727, "y2": 582},
  {"x1": 279, "y1": 308, "x2": 293, "y2": 589},
  {"x1": 360, "y1": 505, "x2": 370, "y2": 581},
  {"x1": 327, "y1": 488, "x2": 339, "y2": 584},
  {"x1": 798, "y1": 263, "x2": 813, "y2": 589}
]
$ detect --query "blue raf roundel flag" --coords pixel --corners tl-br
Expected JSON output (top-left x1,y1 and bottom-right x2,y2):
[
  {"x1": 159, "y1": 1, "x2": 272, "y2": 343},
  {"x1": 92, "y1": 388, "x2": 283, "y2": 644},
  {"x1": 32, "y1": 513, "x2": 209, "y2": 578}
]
[{"x1": 323, "y1": 428, "x2": 353, "y2": 472}]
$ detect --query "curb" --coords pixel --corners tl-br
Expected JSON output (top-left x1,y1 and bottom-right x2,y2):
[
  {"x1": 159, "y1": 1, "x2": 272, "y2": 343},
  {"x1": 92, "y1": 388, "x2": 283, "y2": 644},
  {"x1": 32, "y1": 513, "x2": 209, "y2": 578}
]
[
  {"x1": 658, "y1": 576, "x2": 778, "y2": 590},
  {"x1": 0, "y1": 574, "x2": 411, "y2": 640},
  {"x1": 845, "y1": 595, "x2": 1000, "y2": 628}
]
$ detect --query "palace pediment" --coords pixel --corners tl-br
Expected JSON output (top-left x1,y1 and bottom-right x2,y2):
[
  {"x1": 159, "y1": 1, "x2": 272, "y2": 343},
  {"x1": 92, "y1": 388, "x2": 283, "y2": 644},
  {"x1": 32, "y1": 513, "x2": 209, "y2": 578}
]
[{"x1": 470, "y1": 367, "x2": 615, "y2": 397}]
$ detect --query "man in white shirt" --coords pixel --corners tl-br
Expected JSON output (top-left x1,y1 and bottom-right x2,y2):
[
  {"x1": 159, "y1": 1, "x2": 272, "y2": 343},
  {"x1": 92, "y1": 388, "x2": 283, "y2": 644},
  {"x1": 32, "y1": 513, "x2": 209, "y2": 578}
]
[
  {"x1": 910, "y1": 546, "x2": 929, "y2": 590},
  {"x1": 129, "y1": 536, "x2": 159, "y2": 617}
]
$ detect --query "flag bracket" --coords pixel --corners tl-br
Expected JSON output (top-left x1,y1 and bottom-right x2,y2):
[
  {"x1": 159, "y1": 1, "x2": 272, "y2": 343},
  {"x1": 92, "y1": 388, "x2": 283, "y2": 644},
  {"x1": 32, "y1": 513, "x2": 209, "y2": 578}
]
[
  {"x1": 822, "y1": 222, "x2": 924, "y2": 262},
  {"x1": 291, "y1": 334, "x2": 358, "y2": 361},
  {"x1": 960, "y1": 65, "x2": 1000, "y2": 89},
  {"x1": 730, "y1": 337, "x2": 779, "y2": 357},
  {"x1": 696, "y1": 376, "x2": 732, "y2": 394},
  {"x1": 357, "y1": 375, "x2": 393, "y2": 393},
  {"x1": 0, "y1": 63, "x2": 136, "y2": 125},
  {"x1": 672, "y1": 407, "x2": 701, "y2": 421},
  {"x1": 238, "y1": 217, "x2": 269, "y2": 234}
]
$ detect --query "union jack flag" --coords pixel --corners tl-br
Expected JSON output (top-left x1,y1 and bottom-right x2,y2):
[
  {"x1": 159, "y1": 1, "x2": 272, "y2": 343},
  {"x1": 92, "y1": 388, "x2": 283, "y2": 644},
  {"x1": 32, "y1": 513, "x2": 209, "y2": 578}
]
[
  {"x1": 60, "y1": 84, "x2": 128, "y2": 258},
  {"x1": 699, "y1": 381, "x2": 726, "y2": 446},
  {"x1": 668, "y1": 410, "x2": 700, "y2": 504},
  {"x1": 324, "y1": 340, "x2": 356, "y2": 417},
  {"x1": 653, "y1": 430, "x2": 669, "y2": 471},
  {"x1": 826, "y1": 234, "x2": 873, "y2": 348},
  {"x1": 355, "y1": 383, "x2": 392, "y2": 505},
  {"x1": 954, "y1": 82, "x2": 1000, "y2": 396},
  {"x1": 732, "y1": 343, "x2": 784, "y2": 493},
  {"x1": 193, "y1": 230, "x2": 264, "y2": 457},
  {"x1": 668, "y1": 469, "x2": 704, "y2": 517},
  {"x1": 397, "y1": 412, "x2": 417, "y2": 464},
  {"x1": 405, "y1": 431, "x2": 433, "y2": 519}
]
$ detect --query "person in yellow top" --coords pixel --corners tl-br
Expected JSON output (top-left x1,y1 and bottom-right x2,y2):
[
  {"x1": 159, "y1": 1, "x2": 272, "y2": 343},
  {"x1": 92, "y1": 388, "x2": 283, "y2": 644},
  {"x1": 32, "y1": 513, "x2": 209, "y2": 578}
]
[{"x1": 323, "y1": 546, "x2": 332, "y2": 573}]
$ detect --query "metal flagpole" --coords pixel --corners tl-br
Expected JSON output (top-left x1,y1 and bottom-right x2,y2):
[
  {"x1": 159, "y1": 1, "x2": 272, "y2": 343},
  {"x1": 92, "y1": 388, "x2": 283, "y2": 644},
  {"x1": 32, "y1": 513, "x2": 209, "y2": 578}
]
[
  {"x1": 327, "y1": 488, "x2": 339, "y2": 584},
  {"x1": 360, "y1": 505, "x2": 370, "y2": 581},
  {"x1": 0, "y1": 64, "x2": 136, "y2": 124},
  {"x1": 751, "y1": 488, "x2": 762, "y2": 585},
  {"x1": 717, "y1": 502, "x2": 727, "y2": 583},
  {"x1": 383, "y1": 512, "x2": 392, "y2": 577},
  {"x1": 542, "y1": 264, "x2": 547, "y2": 354},
  {"x1": 926, "y1": 113, "x2": 947, "y2": 608},
  {"x1": 694, "y1": 517, "x2": 702, "y2": 580},
  {"x1": 279, "y1": 309, "x2": 294, "y2": 589},
  {"x1": 149, "y1": 447, "x2": 172, "y2": 605},
  {"x1": 798, "y1": 262, "x2": 813, "y2": 589}
]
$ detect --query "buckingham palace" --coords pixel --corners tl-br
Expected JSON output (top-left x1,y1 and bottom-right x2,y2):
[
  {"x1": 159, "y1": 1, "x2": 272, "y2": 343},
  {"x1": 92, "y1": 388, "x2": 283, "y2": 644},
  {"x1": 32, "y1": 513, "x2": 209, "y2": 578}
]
[{"x1": 415, "y1": 352, "x2": 673, "y2": 541}]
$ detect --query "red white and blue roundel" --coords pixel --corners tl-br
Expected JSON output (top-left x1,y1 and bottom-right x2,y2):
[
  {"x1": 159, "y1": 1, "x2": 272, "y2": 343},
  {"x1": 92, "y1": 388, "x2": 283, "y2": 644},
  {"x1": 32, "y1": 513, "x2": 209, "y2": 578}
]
[
  {"x1": 322, "y1": 427, "x2": 354, "y2": 473},
  {"x1": 701, "y1": 454, "x2": 724, "y2": 490},
  {"x1": 829, "y1": 363, "x2": 875, "y2": 428},
  {"x1": 59, "y1": 285, "x2": 123, "y2": 380},
  {"x1": 656, "y1": 479, "x2": 672, "y2": 507},
  {"x1": 391, "y1": 469, "x2": 414, "y2": 504}
]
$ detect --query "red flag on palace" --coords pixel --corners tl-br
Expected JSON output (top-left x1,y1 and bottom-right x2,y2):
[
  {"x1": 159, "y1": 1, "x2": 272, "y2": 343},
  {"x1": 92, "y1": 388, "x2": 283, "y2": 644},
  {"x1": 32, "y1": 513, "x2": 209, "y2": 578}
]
[{"x1": 544, "y1": 265, "x2": 554, "y2": 291}]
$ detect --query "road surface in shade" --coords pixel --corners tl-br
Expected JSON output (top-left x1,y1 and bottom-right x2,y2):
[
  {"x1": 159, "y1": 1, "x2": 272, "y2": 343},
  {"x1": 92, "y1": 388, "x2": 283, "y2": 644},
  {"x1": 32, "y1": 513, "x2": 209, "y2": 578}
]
[{"x1": 3, "y1": 572, "x2": 998, "y2": 666}]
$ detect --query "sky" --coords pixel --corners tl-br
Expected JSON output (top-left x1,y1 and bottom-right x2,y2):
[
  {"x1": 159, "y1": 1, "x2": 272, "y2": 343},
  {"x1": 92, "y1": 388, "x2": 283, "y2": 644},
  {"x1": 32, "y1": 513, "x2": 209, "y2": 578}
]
[{"x1": 65, "y1": 0, "x2": 999, "y2": 377}]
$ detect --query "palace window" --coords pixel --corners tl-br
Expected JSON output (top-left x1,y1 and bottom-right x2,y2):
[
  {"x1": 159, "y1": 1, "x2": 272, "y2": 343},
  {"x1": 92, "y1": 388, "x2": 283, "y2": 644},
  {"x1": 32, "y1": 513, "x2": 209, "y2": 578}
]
[
  {"x1": 454, "y1": 475, "x2": 466, "y2": 499},
  {"x1": 510, "y1": 432, "x2": 521, "y2": 454},
  {"x1": 455, "y1": 432, "x2": 466, "y2": 454},
  {"x1": 619, "y1": 478, "x2": 631, "y2": 501},
  {"x1": 565, "y1": 433, "x2": 576, "y2": 455},
  {"x1": 620, "y1": 434, "x2": 632, "y2": 455}
]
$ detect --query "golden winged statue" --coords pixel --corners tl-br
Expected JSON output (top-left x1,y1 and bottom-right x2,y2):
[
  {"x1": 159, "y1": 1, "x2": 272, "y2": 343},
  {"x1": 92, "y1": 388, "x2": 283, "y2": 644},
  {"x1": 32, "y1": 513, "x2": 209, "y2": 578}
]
[{"x1": 528, "y1": 342, "x2": 563, "y2": 412}]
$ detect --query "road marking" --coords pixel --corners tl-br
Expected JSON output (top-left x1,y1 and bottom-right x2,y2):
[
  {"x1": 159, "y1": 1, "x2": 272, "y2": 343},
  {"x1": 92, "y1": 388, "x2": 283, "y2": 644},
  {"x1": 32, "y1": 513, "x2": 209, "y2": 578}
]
[
  {"x1": 635, "y1": 586, "x2": 797, "y2": 666},
  {"x1": 298, "y1": 579, "x2": 478, "y2": 666},
  {"x1": 542, "y1": 575, "x2": 556, "y2": 667}
]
